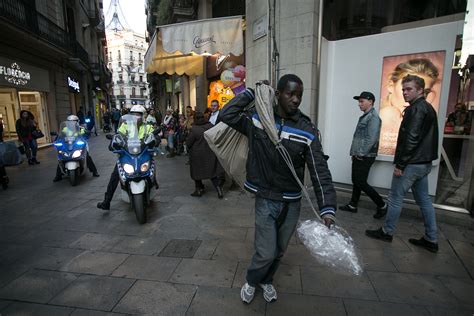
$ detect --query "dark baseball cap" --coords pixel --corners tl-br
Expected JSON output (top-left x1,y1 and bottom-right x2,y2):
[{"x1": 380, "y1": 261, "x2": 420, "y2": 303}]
[{"x1": 353, "y1": 91, "x2": 375, "y2": 102}]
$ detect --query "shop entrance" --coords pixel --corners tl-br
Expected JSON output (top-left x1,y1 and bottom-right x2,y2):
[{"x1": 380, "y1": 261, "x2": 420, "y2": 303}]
[
  {"x1": 18, "y1": 91, "x2": 49, "y2": 145},
  {"x1": 0, "y1": 88, "x2": 50, "y2": 145},
  {"x1": 0, "y1": 88, "x2": 19, "y2": 141}
]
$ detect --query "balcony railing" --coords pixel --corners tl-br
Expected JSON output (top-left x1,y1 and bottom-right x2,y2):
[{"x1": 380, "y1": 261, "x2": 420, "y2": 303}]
[
  {"x1": 116, "y1": 95, "x2": 126, "y2": 99},
  {"x1": 0, "y1": 0, "x2": 88, "y2": 65},
  {"x1": 117, "y1": 80, "x2": 124, "y2": 84}
]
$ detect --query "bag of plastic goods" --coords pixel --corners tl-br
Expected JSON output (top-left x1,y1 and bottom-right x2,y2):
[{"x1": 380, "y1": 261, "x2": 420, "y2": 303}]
[{"x1": 297, "y1": 219, "x2": 363, "y2": 275}]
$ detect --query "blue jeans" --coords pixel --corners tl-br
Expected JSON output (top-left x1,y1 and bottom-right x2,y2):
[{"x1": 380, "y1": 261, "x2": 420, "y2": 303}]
[
  {"x1": 383, "y1": 163, "x2": 438, "y2": 242},
  {"x1": 22, "y1": 139, "x2": 37, "y2": 160},
  {"x1": 167, "y1": 133, "x2": 174, "y2": 149},
  {"x1": 246, "y1": 197, "x2": 301, "y2": 286}
]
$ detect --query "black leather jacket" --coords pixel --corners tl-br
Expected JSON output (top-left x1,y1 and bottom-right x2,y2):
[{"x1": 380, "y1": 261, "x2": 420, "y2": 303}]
[
  {"x1": 219, "y1": 89, "x2": 337, "y2": 218},
  {"x1": 394, "y1": 97, "x2": 439, "y2": 170}
]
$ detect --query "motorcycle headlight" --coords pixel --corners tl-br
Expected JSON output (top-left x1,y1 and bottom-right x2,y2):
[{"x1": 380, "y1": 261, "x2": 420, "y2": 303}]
[
  {"x1": 123, "y1": 163, "x2": 134, "y2": 174},
  {"x1": 72, "y1": 150, "x2": 82, "y2": 158},
  {"x1": 140, "y1": 161, "x2": 150, "y2": 172}
]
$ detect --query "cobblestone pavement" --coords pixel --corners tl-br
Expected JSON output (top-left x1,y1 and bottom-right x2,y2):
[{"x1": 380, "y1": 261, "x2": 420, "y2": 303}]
[{"x1": 0, "y1": 135, "x2": 473, "y2": 315}]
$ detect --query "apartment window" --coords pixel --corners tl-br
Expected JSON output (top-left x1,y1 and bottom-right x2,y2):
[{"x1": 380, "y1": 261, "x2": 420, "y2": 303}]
[
  {"x1": 139, "y1": 76, "x2": 143, "y2": 82},
  {"x1": 138, "y1": 52, "x2": 141, "y2": 60},
  {"x1": 120, "y1": 87, "x2": 124, "y2": 95},
  {"x1": 109, "y1": 51, "x2": 112, "y2": 60},
  {"x1": 131, "y1": 75, "x2": 135, "y2": 82},
  {"x1": 118, "y1": 61, "x2": 121, "y2": 68},
  {"x1": 132, "y1": 87, "x2": 136, "y2": 96},
  {"x1": 118, "y1": 50, "x2": 121, "y2": 59},
  {"x1": 130, "y1": 50, "x2": 133, "y2": 60},
  {"x1": 140, "y1": 89, "x2": 144, "y2": 97},
  {"x1": 118, "y1": 74, "x2": 123, "y2": 81}
]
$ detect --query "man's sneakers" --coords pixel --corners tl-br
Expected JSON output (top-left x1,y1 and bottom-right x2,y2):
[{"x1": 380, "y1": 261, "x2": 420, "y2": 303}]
[
  {"x1": 339, "y1": 204, "x2": 357, "y2": 213},
  {"x1": 409, "y1": 237, "x2": 439, "y2": 253},
  {"x1": 365, "y1": 227, "x2": 393, "y2": 242},
  {"x1": 240, "y1": 283, "x2": 255, "y2": 304},
  {"x1": 241, "y1": 283, "x2": 278, "y2": 304},
  {"x1": 373, "y1": 203, "x2": 388, "y2": 219},
  {"x1": 260, "y1": 283, "x2": 277, "y2": 302}
]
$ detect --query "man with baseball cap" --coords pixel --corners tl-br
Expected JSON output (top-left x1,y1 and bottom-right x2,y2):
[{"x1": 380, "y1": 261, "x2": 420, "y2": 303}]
[{"x1": 339, "y1": 91, "x2": 387, "y2": 218}]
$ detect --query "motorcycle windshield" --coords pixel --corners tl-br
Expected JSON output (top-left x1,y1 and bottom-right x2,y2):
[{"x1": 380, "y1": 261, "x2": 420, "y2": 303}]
[
  {"x1": 59, "y1": 121, "x2": 81, "y2": 143},
  {"x1": 118, "y1": 114, "x2": 147, "y2": 155}
]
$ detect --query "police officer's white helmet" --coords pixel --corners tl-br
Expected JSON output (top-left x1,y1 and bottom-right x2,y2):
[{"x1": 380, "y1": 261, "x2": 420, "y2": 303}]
[
  {"x1": 67, "y1": 115, "x2": 79, "y2": 122},
  {"x1": 130, "y1": 105, "x2": 146, "y2": 116}
]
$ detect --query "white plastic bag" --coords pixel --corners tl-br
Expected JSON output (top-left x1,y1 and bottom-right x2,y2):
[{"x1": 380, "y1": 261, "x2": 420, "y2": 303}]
[{"x1": 297, "y1": 220, "x2": 364, "y2": 275}]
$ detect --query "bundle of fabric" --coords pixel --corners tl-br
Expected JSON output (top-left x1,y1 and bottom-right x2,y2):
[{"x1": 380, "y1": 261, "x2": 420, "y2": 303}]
[{"x1": 0, "y1": 141, "x2": 23, "y2": 166}]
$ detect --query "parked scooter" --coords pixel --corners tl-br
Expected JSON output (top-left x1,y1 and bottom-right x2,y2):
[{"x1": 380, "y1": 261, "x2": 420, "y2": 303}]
[
  {"x1": 106, "y1": 114, "x2": 157, "y2": 224},
  {"x1": 52, "y1": 121, "x2": 88, "y2": 186}
]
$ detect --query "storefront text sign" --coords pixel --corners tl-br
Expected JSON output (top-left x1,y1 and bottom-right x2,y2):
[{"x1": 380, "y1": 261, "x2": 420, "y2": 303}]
[
  {"x1": 68, "y1": 76, "x2": 80, "y2": 92},
  {"x1": 0, "y1": 62, "x2": 31, "y2": 86},
  {"x1": 0, "y1": 56, "x2": 50, "y2": 91}
]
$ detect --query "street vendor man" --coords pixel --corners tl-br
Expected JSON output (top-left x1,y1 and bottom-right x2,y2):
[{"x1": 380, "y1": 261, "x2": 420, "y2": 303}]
[{"x1": 219, "y1": 74, "x2": 337, "y2": 304}]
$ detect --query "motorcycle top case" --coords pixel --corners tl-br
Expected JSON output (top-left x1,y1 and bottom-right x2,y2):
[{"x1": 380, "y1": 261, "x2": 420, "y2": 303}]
[{"x1": 0, "y1": 141, "x2": 23, "y2": 166}]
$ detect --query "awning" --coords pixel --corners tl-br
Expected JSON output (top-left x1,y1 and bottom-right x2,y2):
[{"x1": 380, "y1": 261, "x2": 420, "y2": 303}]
[{"x1": 144, "y1": 16, "x2": 243, "y2": 76}]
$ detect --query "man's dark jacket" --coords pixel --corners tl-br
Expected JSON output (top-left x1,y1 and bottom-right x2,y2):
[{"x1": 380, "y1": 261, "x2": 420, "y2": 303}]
[
  {"x1": 394, "y1": 96, "x2": 439, "y2": 170},
  {"x1": 219, "y1": 89, "x2": 336, "y2": 217}
]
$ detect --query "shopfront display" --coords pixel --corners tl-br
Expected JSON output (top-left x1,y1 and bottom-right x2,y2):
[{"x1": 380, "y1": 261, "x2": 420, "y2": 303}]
[
  {"x1": 378, "y1": 51, "x2": 446, "y2": 156},
  {"x1": 0, "y1": 56, "x2": 51, "y2": 145}
]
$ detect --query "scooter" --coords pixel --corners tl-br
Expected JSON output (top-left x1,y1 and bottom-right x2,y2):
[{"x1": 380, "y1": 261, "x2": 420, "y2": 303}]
[
  {"x1": 107, "y1": 114, "x2": 157, "y2": 224},
  {"x1": 52, "y1": 121, "x2": 88, "y2": 186}
]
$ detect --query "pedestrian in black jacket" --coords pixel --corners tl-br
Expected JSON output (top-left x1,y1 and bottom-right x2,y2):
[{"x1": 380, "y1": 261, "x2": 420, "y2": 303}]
[
  {"x1": 220, "y1": 74, "x2": 337, "y2": 304},
  {"x1": 186, "y1": 111, "x2": 225, "y2": 198},
  {"x1": 366, "y1": 74, "x2": 440, "y2": 253}
]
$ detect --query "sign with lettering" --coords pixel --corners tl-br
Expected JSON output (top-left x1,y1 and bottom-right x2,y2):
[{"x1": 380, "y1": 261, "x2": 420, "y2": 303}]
[
  {"x1": 68, "y1": 76, "x2": 80, "y2": 93},
  {"x1": 0, "y1": 56, "x2": 49, "y2": 91}
]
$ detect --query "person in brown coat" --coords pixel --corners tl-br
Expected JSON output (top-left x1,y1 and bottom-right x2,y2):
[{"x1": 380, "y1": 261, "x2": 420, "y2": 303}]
[{"x1": 186, "y1": 111, "x2": 225, "y2": 198}]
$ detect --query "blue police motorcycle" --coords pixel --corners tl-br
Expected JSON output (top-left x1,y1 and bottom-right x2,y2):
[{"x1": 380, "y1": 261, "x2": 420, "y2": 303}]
[
  {"x1": 53, "y1": 121, "x2": 88, "y2": 186},
  {"x1": 109, "y1": 114, "x2": 156, "y2": 224}
]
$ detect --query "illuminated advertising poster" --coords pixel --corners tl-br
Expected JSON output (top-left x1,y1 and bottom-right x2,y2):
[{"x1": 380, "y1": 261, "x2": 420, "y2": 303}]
[{"x1": 378, "y1": 51, "x2": 446, "y2": 156}]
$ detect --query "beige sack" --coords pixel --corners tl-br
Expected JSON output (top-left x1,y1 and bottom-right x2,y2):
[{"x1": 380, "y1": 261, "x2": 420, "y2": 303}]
[{"x1": 204, "y1": 122, "x2": 248, "y2": 189}]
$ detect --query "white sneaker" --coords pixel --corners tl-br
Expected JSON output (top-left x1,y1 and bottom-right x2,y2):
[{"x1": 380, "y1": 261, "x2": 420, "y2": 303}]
[
  {"x1": 259, "y1": 283, "x2": 277, "y2": 302},
  {"x1": 240, "y1": 282, "x2": 255, "y2": 304}
]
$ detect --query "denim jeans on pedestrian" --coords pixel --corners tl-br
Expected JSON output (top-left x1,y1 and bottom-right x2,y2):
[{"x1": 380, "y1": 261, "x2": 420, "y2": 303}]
[
  {"x1": 246, "y1": 197, "x2": 301, "y2": 286},
  {"x1": 23, "y1": 139, "x2": 37, "y2": 160},
  {"x1": 167, "y1": 133, "x2": 174, "y2": 149},
  {"x1": 383, "y1": 163, "x2": 438, "y2": 242}
]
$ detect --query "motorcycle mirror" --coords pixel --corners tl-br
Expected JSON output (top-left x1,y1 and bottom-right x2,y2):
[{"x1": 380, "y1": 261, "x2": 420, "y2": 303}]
[{"x1": 105, "y1": 134, "x2": 113, "y2": 140}]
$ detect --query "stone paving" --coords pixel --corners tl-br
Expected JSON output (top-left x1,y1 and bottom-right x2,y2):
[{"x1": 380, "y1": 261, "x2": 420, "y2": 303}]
[{"x1": 0, "y1": 135, "x2": 473, "y2": 315}]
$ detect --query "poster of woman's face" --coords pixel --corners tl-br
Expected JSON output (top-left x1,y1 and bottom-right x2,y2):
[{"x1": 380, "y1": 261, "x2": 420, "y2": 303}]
[{"x1": 378, "y1": 51, "x2": 446, "y2": 156}]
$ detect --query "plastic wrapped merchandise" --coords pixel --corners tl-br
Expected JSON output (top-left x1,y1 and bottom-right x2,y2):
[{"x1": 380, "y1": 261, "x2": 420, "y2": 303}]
[{"x1": 297, "y1": 220, "x2": 364, "y2": 276}]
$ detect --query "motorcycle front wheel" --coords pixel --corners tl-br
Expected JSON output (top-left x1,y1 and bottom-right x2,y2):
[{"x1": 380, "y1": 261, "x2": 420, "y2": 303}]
[
  {"x1": 131, "y1": 193, "x2": 146, "y2": 224},
  {"x1": 69, "y1": 169, "x2": 79, "y2": 186}
]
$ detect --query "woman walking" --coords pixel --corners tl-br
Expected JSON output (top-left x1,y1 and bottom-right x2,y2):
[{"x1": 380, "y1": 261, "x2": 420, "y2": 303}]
[
  {"x1": 16, "y1": 110, "x2": 40, "y2": 165},
  {"x1": 186, "y1": 111, "x2": 225, "y2": 199}
]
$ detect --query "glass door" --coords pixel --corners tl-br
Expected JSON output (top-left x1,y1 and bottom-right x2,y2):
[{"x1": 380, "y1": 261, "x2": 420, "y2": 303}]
[
  {"x1": 0, "y1": 88, "x2": 19, "y2": 141},
  {"x1": 18, "y1": 91, "x2": 50, "y2": 145}
]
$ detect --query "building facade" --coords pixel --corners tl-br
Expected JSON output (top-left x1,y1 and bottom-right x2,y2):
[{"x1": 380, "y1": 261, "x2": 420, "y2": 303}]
[
  {"x1": 106, "y1": 30, "x2": 149, "y2": 109},
  {"x1": 0, "y1": 0, "x2": 112, "y2": 144}
]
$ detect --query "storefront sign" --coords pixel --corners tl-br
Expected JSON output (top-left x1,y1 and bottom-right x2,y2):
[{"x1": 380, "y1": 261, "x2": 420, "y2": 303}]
[
  {"x1": 0, "y1": 62, "x2": 31, "y2": 86},
  {"x1": 0, "y1": 56, "x2": 50, "y2": 91},
  {"x1": 67, "y1": 76, "x2": 80, "y2": 93}
]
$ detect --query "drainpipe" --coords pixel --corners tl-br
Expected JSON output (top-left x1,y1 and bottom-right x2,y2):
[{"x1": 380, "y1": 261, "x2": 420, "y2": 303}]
[
  {"x1": 267, "y1": 0, "x2": 273, "y2": 85},
  {"x1": 314, "y1": 0, "x2": 324, "y2": 122}
]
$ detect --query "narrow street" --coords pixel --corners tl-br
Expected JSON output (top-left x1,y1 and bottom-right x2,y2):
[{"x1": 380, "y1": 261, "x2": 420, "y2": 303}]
[{"x1": 0, "y1": 135, "x2": 473, "y2": 315}]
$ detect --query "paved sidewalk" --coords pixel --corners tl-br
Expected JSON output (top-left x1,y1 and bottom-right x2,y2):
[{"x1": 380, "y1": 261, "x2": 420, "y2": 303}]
[{"x1": 0, "y1": 135, "x2": 473, "y2": 315}]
